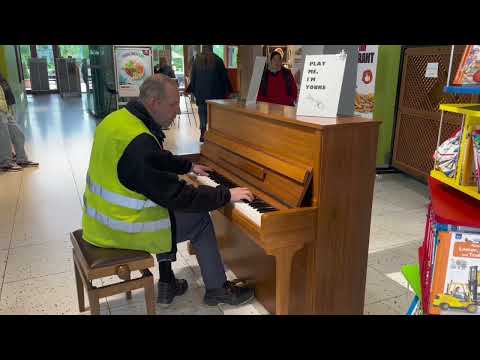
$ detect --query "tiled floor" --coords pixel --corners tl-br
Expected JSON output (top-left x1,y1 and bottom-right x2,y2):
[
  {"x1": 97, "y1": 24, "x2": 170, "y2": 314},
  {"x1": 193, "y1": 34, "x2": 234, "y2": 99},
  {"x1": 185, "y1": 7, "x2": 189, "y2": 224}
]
[{"x1": 0, "y1": 94, "x2": 427, "y2": 315}]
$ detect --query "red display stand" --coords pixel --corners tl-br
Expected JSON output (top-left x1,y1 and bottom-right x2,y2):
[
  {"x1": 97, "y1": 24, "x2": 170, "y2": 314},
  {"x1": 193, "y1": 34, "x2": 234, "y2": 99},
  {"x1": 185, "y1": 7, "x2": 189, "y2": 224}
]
[{"x1": 429, "y1": 176, "x2": 480, "y2": 228}]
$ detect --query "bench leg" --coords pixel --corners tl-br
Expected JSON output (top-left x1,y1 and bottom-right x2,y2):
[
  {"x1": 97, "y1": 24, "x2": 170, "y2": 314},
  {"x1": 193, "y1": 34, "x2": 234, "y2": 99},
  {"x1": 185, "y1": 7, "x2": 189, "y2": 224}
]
[
  {"x1": 73, "y1": 254, "x2": 86, "y2": 313},
  {"x1": 144, "y1": 271, "x2": 156, "y2": 315},
  {"x1": 88, "y1": 289, "x2": 101, "y2": 315}
]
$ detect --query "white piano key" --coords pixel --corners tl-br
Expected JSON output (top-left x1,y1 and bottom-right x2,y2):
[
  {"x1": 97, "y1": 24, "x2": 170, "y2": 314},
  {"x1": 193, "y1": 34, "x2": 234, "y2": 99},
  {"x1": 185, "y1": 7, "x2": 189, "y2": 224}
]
[
  {"x1": 195, "y1": 174, "x2": 219, "y2": 188},
  {"x1": 232, "y1": 202, "x2": 262, "y2": 226},
  {"x1": 190, "y1": 173, "x2": 262, "y2": 226}
]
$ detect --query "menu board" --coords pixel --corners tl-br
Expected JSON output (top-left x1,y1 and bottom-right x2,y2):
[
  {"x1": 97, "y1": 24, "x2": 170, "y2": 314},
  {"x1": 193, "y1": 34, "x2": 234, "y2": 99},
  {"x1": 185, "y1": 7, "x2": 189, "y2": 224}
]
[{"x1": 114, "y1": 46, "x2": 153, "y2": 98}]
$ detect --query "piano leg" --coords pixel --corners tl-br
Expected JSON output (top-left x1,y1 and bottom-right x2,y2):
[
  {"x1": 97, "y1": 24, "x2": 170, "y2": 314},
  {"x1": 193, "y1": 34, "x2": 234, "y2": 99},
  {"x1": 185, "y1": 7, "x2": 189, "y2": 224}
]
[{"x1": 271, "y1": 245, "x2": 304, "y2": 315}]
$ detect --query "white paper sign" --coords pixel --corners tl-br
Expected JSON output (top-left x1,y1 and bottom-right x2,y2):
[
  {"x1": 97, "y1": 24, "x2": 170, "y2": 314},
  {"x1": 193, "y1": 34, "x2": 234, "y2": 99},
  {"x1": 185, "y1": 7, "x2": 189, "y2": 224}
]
[
  {"x1": 354, "y1": 45, "x2": 379, "y2": 119},
  {"x1": 425, "y1": 62, "x2": 439, "y2": 78},
  {"x1": 296, "y1": 54, "x2": 347, "y2": 117},
  {"x1": 114, "y1": 46, "x2": 153, "y2": 98},
  {"x1": 246, "y1": 56, "x2": 267, "y2": 105}
]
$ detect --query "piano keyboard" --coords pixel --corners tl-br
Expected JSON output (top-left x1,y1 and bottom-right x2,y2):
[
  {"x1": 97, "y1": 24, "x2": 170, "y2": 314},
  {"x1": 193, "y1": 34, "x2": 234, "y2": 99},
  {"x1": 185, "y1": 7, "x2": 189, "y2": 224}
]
[{"x1": 192, "y1": 170, "x2": 278, "y2": 226}]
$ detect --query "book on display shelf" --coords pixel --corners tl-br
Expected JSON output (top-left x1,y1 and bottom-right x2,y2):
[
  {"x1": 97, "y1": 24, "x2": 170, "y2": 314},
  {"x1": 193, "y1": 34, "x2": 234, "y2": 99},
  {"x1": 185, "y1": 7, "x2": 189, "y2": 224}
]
[
  {"x1": 415, "y1": 199, "x2": 480, "y2": 315},
  {"x1": 453, "y1": 45, "x2": 480, "y2": 86},
  {"x1": 428, "y1": 231, "x2": 480, "y2": 315},
  {"x1": 473, "y1": 130, "x2": 480, "y2": 192}
]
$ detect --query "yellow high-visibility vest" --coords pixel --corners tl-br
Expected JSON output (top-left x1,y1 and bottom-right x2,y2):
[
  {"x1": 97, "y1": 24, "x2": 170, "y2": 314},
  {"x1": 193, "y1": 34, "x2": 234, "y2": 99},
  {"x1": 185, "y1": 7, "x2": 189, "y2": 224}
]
[{"x1": 82, "y1": 108, "x2": 172, "y2": 254}]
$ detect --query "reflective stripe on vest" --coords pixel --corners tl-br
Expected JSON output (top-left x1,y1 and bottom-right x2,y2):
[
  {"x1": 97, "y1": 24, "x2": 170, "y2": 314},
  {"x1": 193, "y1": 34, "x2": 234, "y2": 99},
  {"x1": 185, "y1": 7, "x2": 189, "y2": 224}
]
[
  {"x1": 86, "y1": 175, "x2": 159, "y2": 210},
  {"x1": 85, "y1": 205, "x2": 171, "y2": 233}
]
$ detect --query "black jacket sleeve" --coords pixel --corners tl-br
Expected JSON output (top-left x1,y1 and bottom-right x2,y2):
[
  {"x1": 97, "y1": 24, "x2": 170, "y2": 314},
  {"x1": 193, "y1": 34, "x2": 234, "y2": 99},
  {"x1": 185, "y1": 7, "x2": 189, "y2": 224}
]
[{"x1": 117, "y1": 133, "x2": 231, "y2": 212}]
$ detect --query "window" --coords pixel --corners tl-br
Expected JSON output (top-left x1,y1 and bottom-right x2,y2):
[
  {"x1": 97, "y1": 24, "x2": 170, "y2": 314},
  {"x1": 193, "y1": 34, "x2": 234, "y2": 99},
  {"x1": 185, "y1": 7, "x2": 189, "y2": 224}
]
[
  {"x1": 171, "y1": 45, "x2": 185, "y2": 88},
  {"x1": 59, "y1": 45, "x2": 87, "y2": 61},
  {"x1": 226, "y1": 46, "x2": 238, "y2": 68},
  {"x1": 152, "y1": 45, "x2": 165, "y2": 65},
  {"x1": 213, "y1": 45, "x2": 225, "y2": 62}
]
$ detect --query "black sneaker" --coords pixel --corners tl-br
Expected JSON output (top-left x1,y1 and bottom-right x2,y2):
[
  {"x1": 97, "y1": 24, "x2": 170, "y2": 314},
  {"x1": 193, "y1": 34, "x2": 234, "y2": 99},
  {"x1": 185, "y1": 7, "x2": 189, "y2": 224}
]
[
  {"x1": 157, "y1": 278, "x2": 188, "y2": 305},
  {"x1": 204, "y1": 280, "x2": 255, "y2": 306}
]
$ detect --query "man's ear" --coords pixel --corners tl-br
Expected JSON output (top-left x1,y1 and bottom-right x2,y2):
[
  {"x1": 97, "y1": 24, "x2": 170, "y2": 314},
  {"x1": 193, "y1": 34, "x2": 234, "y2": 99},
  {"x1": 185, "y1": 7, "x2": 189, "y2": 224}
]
[{"x1": 143, "y1": 97, "x2": 156, "y2": 109}]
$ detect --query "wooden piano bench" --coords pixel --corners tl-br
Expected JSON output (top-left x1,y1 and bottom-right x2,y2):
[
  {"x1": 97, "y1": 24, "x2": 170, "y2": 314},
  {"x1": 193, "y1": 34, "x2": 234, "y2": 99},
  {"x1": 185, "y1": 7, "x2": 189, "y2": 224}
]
[{"x1": 70, "y1": 229, "x2": 156, "y2": 315}]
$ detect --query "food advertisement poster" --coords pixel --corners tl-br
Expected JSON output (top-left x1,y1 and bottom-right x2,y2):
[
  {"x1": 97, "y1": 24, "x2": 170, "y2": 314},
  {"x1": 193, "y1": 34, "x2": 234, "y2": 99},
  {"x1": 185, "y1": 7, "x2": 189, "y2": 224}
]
[
  {"x1": 114, "y1": 46, "x2": 153, "y2": 98},
  {"x1": 296, "y1": 54, "x2": 347, "y2": 118},
  {"x1": 354, "y1": 45, "x2": 378, "y2": 119}
]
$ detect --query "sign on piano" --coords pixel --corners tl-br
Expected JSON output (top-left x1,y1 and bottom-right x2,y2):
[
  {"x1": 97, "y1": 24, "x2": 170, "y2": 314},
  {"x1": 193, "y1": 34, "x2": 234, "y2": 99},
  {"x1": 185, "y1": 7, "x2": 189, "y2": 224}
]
[{"x1": 296, "y1": 53, "x2": 347, "y2": 118}]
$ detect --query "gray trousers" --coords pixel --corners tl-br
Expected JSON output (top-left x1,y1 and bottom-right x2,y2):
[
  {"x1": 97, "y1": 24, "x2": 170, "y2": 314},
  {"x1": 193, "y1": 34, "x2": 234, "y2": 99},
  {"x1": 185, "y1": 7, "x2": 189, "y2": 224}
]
[
  {"x1": 157, "y1": 211, "x2": 227, "y2": 290},
  {"x1": 0, "y1": 109, "x2": 27, "y2": 167}
]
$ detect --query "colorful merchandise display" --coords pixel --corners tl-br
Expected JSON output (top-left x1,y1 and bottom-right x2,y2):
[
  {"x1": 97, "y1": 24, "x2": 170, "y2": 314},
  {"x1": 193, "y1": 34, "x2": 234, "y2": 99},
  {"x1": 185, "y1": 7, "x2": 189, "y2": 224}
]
[
  {"x1": 453, "y1": 45, "x2": 480, "y2": 86},
  {"x1": 433, "y1": 128, "x2": 461, "y2": 178},
  {"x1": 405, "y1": 177, "x2": 480, "y2": 315}
]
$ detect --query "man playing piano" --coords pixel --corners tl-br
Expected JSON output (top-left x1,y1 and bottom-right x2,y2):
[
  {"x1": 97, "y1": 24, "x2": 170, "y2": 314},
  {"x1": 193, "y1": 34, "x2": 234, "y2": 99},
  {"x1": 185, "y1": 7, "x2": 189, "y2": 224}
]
[{"x1": 82, "y1": 74, "x2": 255, "y2": 307}]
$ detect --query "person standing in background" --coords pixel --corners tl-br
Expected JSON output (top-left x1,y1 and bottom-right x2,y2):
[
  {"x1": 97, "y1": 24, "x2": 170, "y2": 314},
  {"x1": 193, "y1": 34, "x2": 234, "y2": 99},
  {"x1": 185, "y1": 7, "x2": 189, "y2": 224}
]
[
  {"x1": 154, "y1": 56, "x2": 176, "y2": 79},
  {"x1": 185, "y1": 45, "x2": 232, "y2": 142},
  {"x1": 0, "y1": 73, "x2": 38, "y2": 172},
  {"x1": 257, "y1": 50, "x2": 298, "y2": 107}
]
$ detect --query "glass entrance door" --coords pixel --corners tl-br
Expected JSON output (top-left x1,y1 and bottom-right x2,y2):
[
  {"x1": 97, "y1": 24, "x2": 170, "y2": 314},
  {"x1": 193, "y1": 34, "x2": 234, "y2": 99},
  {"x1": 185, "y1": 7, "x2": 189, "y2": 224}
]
[
  {"x1": 19, "y1": 45, "x2": 32, "y2": 91},
  {"x1": 59, "y1": 45, "x2": 89, "y2": 92},
  {"x1": 36, "y1": 45, "x2": 57, "y2": 90},
  {"x1": 19, "y1": 45, "x2": 59, "y2": 93}
]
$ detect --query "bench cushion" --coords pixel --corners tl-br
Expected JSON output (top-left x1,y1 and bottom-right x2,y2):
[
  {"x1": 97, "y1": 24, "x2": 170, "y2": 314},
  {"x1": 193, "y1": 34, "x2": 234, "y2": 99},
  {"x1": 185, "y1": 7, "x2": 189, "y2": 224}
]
[{"x1": 71, "y1": 230, "x2": 152, "y2": 269}]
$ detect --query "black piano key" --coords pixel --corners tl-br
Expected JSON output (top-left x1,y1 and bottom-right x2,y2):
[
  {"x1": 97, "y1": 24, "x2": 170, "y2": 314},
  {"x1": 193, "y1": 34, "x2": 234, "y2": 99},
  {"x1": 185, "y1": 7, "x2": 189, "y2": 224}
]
[
  {"x1": 255, "y1": 206, "x2": 277, "y2": 211},
  {"x1": 249, "y1": 203, "x2": 265, "y2": 209},
  {"x1": 251, "y1": 202, "x2": 268, "y2": 207},
  {"x1": 257, "y1": 208, "x2": 277, "y2": 213}
]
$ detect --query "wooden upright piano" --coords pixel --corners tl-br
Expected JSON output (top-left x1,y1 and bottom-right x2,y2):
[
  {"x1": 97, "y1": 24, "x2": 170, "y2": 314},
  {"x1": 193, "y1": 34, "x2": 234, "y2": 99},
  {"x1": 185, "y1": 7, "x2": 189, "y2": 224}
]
[{"x1": 184, "y1": 99, "x2": 380, "y2": 314}]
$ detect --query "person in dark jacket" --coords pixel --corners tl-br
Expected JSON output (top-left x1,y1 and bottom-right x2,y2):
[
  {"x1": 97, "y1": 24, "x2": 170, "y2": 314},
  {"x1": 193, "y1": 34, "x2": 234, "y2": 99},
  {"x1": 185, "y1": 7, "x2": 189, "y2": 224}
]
[
  {"x1": 153, "y1": 56, "x2": 176, "y2": 79},
  {"x1": 185, "y1": 45, "x2": 232, "y2": 142},
  {"x1": 257, "y1": 50, "x2": 298, "y2": 106},
  {"x1": 110, "y1": 74, "x2": 255, "y2": 306}
]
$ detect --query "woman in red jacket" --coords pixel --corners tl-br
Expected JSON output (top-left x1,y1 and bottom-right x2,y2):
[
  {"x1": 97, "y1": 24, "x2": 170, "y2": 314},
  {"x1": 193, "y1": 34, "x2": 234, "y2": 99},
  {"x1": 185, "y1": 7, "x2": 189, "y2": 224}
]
[{"x1": 257, "y1": 50, "x2": 298, "y2": 107}]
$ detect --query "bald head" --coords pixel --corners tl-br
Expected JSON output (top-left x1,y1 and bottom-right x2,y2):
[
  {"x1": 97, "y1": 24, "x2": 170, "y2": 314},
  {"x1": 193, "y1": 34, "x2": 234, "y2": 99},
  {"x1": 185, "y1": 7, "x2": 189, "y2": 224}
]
[
  {"x1": 139, "y1": 74, "x2": 180, "y2": 128},
  {"x1": 139, "y1": 74, "x2": 177, "y2": 102}
]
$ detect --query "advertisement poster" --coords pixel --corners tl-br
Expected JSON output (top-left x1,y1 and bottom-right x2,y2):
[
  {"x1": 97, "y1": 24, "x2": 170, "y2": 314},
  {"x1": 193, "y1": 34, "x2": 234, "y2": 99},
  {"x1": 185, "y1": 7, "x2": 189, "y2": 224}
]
[
  {"x1": 354, "y1": 45, "x2": 378, "y2": 119},
  {"x1": 114, "y1": 46, "x2": 153, "y2": 99},
  {"x1": 296, "y1": 53, "x2": 347, "y2": 118}
]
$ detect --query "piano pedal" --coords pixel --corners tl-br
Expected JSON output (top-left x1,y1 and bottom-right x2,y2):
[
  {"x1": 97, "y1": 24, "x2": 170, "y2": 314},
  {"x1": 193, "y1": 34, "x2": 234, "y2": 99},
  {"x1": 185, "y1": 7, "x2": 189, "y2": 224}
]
[{"x1": 230, "y1": 278, "x2": 256, "y2": 288}]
